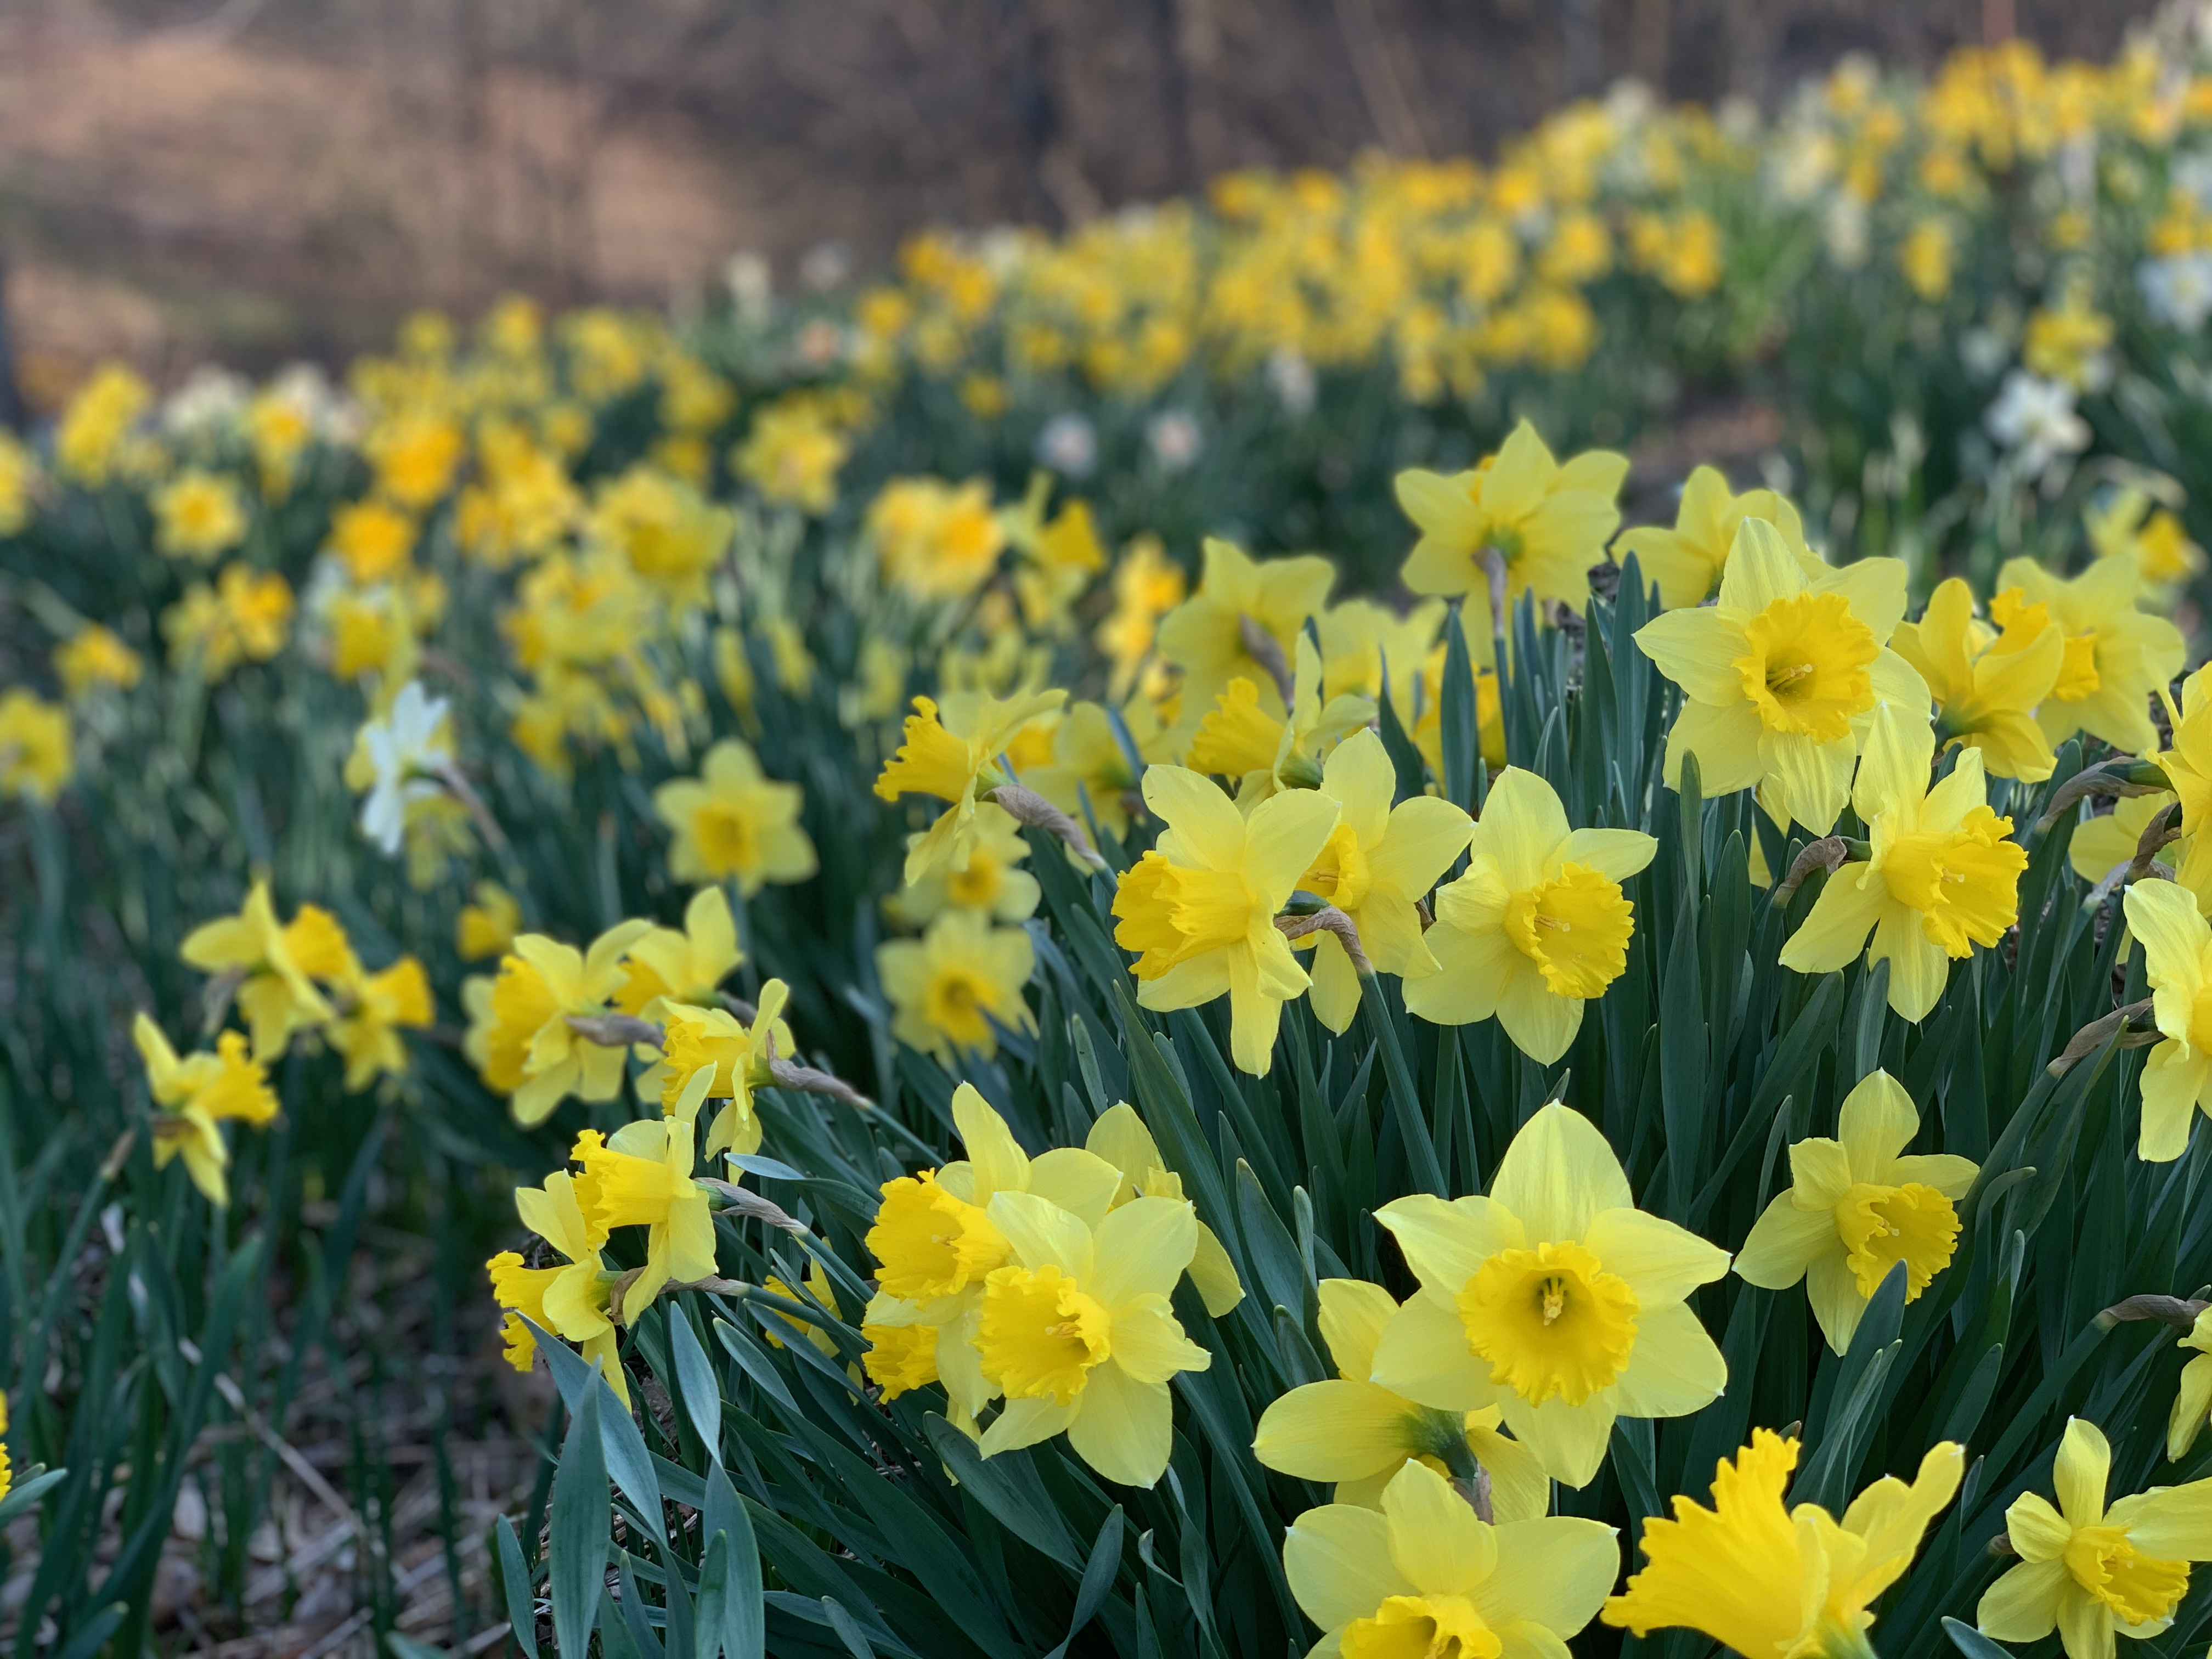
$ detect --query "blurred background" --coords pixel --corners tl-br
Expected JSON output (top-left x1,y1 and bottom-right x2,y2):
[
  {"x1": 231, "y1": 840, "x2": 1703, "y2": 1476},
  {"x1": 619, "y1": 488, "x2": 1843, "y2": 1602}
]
[{"x1": 0, "y1": 0, "x2": 2160, "y2": 407}]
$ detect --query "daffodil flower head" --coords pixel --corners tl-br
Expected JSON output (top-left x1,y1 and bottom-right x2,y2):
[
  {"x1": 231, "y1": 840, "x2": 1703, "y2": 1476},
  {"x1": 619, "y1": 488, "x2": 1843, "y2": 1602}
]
[
  {"x1": 2119, "y1": 878, "x2": 2212, "y2": 1161},
  {"x1": 1735, "y1": 1069, "x2": 1979, "y2": 1352},
  {"x1": 1635, "y1": 521, "x2": 1927, "y2": 835},
  {"x1": 1603, "y1": 1429, "x2": 1964, "y2": 1657},
  {"x1": 328, "y1": 954, "x2": 433, "y2": 1093},
  {"x1": 1403, "y1": 768, "x2": 1654, "y2": 1064},
  {"x1": 873, "y1": 686, "x2": 1066, "y2": 884},
  {"x1": 972, "y1": 1190, "x2": 1209, "y2": 1486},
  {"x1": 1024, "y1": 696, "x2": 1169, "y2": 843},
  {"x1": 1282, "y1": 1459, "x2": 1620, "y2": 1659},
  {"x1": 1110, "y1": 764, "x2": 1341, "y2": 1076},
  {"x1": 1613, "y1": 464, "x2": 1824, "y2": 611},
  {"x1": 875, "y1": 909, "x2": 1037, "y2": 1062},
  {"x1": 889, "y1": 802, "x2": 1040, "y2": 926},
  {"x1": 657, "y1": 978, "x2": 795, "y2": 1158},
  {"x1": 2166, "y1": 1309, "x2": 2212, "y2": 1463},
  {"x1": 490, "y1": 1169, "x2": 624, "y2": 1403},
  {"x1": 356, "y1": 680, "x2": 455, "y2": 857},
  {"x1": 2067, "y1": 782, "x2": 2180, "y2": 890},
  {"x1": 134, "y1": 1014, "x2": 279, "y2": 1207},
  {"x1": 2157, "y1": 665, "x2": 2212, "y2": 840},
  {"x1": 1979, "y1": 1418, "x2": 2212, "y2": 1656},
  {"x1": 1082, "y1": 1102, "x2": 1244, "y2": 1316},
  {"x1": 1996, "y1": 555, "x2": 2184, "y2": 755},
  {"x1": 1370, "y1": 1103, "x2": 1730, "y2": 1487},
  {"x1": 2087, "y1": 487, "x2": 2206, "y2": 597},
  {"x1": 1154, "y1": 537, "x2": 1336, "y2": 718},
  {"x1": 1186, "y1": 631, "x2": 1375, "y2": 803},
  {"x1": 180, "y1": 879, "x2": 337, "y2": 1060},
  {"x1": 1254, "y1": 1277, "x2": 1549, "y2": 1516},
  {"x1": 477, "y1": 918, "x2": 654, "y2": 1126},
  {"x1": 652, "y1": 738, "x2": 817, "y2": 895},
  {"x1": 617, "y1": 887, "x2": 743, "y2": 1017},
  {"x1": 1779, "y1": 703, "x2": 2026, "y2": 1022},
  {"x1": 1294, "y1": 729, "x2": 1474, "y2": 1033},
  {"x1": 571, "y1": 1109, "x2": 717, "y2": 1325},
  {"x1": 1396, "y1": 420, "x2": 1628, "y2": 623},
  {"x1": 1889, "y1": 577, "x2": 2064, "y2": 782}
]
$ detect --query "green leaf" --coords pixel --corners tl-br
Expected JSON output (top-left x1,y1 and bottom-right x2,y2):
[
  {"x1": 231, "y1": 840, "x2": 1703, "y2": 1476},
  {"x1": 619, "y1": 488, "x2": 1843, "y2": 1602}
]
[
  {"x1": 534, "y1": 1321, "x2": 667, "y2": 1542},
  {"x1": 670, "y1": 1303, "x2": 726, "y2": 1465},
  {"x1": 550, "y1": 1386, "x2": 610, "y2": 1659},
  {"x1": 1941, "y1": 1617, "x2": 2015, "y2": 1659},
  {"x1": 495, "y1": 1514, "x2": 542, "y2": 1659},
  {"x1": 921, "y1": 1416, "x2": 1081, "y2": 1573}
]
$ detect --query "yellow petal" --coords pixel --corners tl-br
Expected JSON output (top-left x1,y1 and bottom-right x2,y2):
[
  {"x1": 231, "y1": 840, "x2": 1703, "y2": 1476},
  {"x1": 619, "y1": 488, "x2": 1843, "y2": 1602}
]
[
  {"x1": 1255, "y1": 1379, "x2": 1425, "y2": 1481},
  {"x1": 1474, "y1": 769, "x2": 1571, "y2": 892},
  {"x1": 1246, "y1": 788, "x2": 1345, "y2": 910},
  {"x1": 1489, "y1": 1103, "x2": 1632, "y2": 1246},
  {"x1": 1144, "y1": 765, "x2": 1246, "y2": 871},
  {"x1": 2055, "y1": 1418, "x2": 2112, "y2": 1527},
  {"x1": 2118, "y1": 1477, "x2": 2212, "y2": 1561},
  {"x1": 1778, "y1": 864, "x2": 1887, "y2": 973},
  {"x1": 1475, "y1": 1516, "x2": 1621, "y2": 1638},
  {"x1": 1836, "y1": 1068, "x2": 1920, "y2": 1172},
  {"x1": 954, "y1": 1082, "x2": 1030, "y2": 1200},
  {"x1": 1283, "y1": 1502, "x2": 1408, "y2": 1632},
  {"x1": 1027, "y1": 1148, "x2": 1123, "y2": 1227},
  {"x1": 1635, "y1": 608, "x2": 1749, "y2": 705},
  {"x1": 1976, "y1": 1560, "x2": 2068, "y2": 1642},
  {"x1": 1734, "y1": 1191, "x2": 1837, "y2": 1290},
  {"x1": 988, "y1": 1190, "x2": 1095, "y2": 1280},
  {"x1": 1090, "y1": 1195, "x2": 1197, "y2": 1308},
  {"x1": 1605, "y1": 1300, "x2": 1726, "y2": 1418},
  {"x1": 1370, "y1": 1290, "x2": 1497, "y2": 1414},
  {"x1": 1376, "y1": 1194, "x2": 1525, "y2": 1293},
  {"x1": 1495, "y1": 966, "x2": 1582, "y2": 1064},
  {"x1": 1382, "y1": 1459, "x2": 1497, "y2": 1595},
  {"x1": 1580, "y1": 1209, "x2": 1730, "y2": 1306},
  {"x1": 1319, "y1": 1278, "x2": 1402, "y2": 1380},
  {"x1": 1188, "y1": 1221, "x2": 1245, "y2": 1316},
  {"x1": 1714, "y1": 518, "x2": 1812, "y2": 614},
  {"x1": 1498, "y1": 1391, "x2": 1613, "y2": 1489}
]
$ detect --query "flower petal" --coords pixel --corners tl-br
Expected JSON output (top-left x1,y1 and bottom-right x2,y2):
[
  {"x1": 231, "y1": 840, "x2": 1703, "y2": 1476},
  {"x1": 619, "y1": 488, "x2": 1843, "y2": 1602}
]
[
  {"x1": 1370, "y1": 1289, "x2": 1495, "y2": 1413},
  {"x1": 1144, "y1": 765, "x2": 1246, "y2": 871},
  {"x1": 1491, "y1": 1103, "x2": 1632, "y2": 1246},
  {"x1": 1376, "y1": 1194, "x2": 1525, "y2": 1293},
  {"x1": 1836, "y1": 1069, "x2": 1920, "y2": 1172},
  {"x1": 1476, "y1": 1517, "x2": 1621, "y2": 1638},
  {"x1": 1581, "y1": 1208, "x2": 1730, "y2": 1306},
  {"x1": 1254, "y1": 1379, "x2": 1424, "y2": 1481},
  {"x1": 989, "y1": 1189, "x2": 1096, "y2": 1281},
  {"x1": 1634, "y1": 609, "x2": 1748, "y2": 706},
  {"x1": 1606, "y1": 1300, "x2": 1726, "y2": 1418},
  {"x1": 1089, "y1": 1194, "x2": 1198, "y2": 1308},
  {"x1": 1974, "y1": 1560, "x2": 2068, "y2": 1642},
  {"x1": 1318, "y1": 1278, "x2": 1402, "y2": 1380},
  {"x1": 1383, "y1": 1459, "x2": 1497, "y2": 1595},
  {"x1": 1473, "y1": 769, "x2": 1571, "y2": 892},
  {"x1": 1283, "y1": 1502, "x2": 1407, "y2": 1632}
]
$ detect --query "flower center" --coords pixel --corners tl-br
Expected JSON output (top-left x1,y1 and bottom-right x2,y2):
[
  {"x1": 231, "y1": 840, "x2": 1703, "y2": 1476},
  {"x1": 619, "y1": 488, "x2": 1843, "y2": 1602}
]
[
  {"x1": 695, "y1": 802, "x2": 762, "y2": 874},
  {"x1": 1454, "y1": 1240, "x2": 1640, "y2": 1407},
  {"x1": 2064, "y1": 1526, "x2": 2191, "y2": 1626},
  {"x1": 1833, "y1": 1182, "x2": 1961, "y2": 1300},
  {"x1": 1735, "y1": 592, "x2": 1878, "y2": 741},
  {"x1": 1113, "y1": 853, "x2": 1257, "y2": 980},
  {"x1": 1881, "y1": 805, "x2": 2025, "y2": 956},
  {"x1": 866, "y1": 1171, "x2": 1009, "y2": 1300},
  {"x1": 977, "y1": 1264, "x2": 1112, "y2": 1406},
  {"x1": 923, "y1": 967, "x2": 996, "y2": 1047},
  {"x1": 2055, "y1": 630, "x2": 2102, "y2": 701},
  {"x1": 1341, "y1": 1595, "x2": 1502, "y2": 1659},
  {"x1": 947, "y1": 855, "x2": 1006, "y2": 908},
  {"x1": 1502, "y1": 862, "x2": 1635, "y2": 998},
  {"x1": 1300, "y1": 823, "x2": 1374, "y2": 913},
  {"x1": 1187, "y1": 678, "x2": 1285, "y2": 777}
]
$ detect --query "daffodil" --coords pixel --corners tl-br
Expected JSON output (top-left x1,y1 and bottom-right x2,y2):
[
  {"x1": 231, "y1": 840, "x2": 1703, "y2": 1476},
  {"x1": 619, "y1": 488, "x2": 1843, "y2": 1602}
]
[
  {"x1": 1978, "y1": 1418, "x2": 2212, "y2": 1657},
  {"x1": 572, "y1": 1108, "x2": 716, "y2": 1324},
  {"x1": 1082, "y1": 1102, "x2": 1243, "y2": 1316},
  {"x1": 616, "y1": 887, "x2": 742, "y2": 1017},
  {"x1": 888, "y1": 803, "x2": 1040, "y2": 926},
  {"x1": 1282, "y1": 1460, "x2": 1618, "y2": 1658},
  {"x1": 1889, "y1": 577, "x2": 2064, "y2": 781},
  {"x1": 1613, "y1": 467, "x2": 1824, "y2": 610},
  {"x1": 1317, "y1": 597, "x2": 1446, "y2": 707},
  {"x1": 328, "y1": 955, "x2": 433, "y2": 1092},
  {"x1": 1255, "y1": 1278, "x2": 1549, "y2": 1515},
  {"x1": 864, "y1": 1085, "x2": 1122, "y2": 1431},
  {"x1": 876, "y1": 909, "x2": 1036, "y2": 1062},
  {"x1": 653, "y1": 738, "x2": 817, "y2": 895},
  {"x1": 476, "y1": 919, "x2": 654, "y2": 1125},
  {"x1": 1397, "y1": 420, "x2": 1628, "y2": 620},
  {"x1": 1369, "y1": 1102, "x2": 1729, "y2": 1487},
  {"x1": 2087, "y1": 487, "x2": 2205, "y2": 599},
  {"x1": 181, "y1": 881, "x2": 336, "y2": 1060},
  {"x1": 134, "y1": 1014, "x2": 279, "y2": 1207},
  {"x1": 456, "y1": 881, "x2": 522, "y2": 961},
  {"x1": 2118, "y1": 878, "x2": 2212, "y2": 1161},
  {"x1": 353, "y1": 680, "x2": 456, "y2": 856},
  {"x1": 1634, "y1": 521, "x2": 1926, "y2": 834},
  {"x1": 2157, "y1": 667, "x2": 2212, "y2": 837},
  {"x1": 2166, "y1": 1309, "x2": 2212, "y2": 1462},
  {"x1": 1735, "y1": 1070, "x2": 1978, "y2": 1352},
  {"x1": 973, "y1": 1190, "x2": 1210, "y2": 1486},
  {"x1": 1779, "y1": 704, "x2": 2025, "y2": 1022},
  {"x1": 488, "y1": 1170, "x2": 624, "y2": 1404},
  {"x1": 1403, "y1": 767, "x2": 1654, "y2": 1064},
  {"x1": 1024, "y1": 695, "x2": 1175, "y2": 842},
  {"x1": 2069, "y1": 788, "x2": 2179, "y2": 889},
  {"x1": 0, "y1": 689, "x2": 74, "y2": 804},
  {"x1": 1997, "y1": 556, "x2": 2185, "y2": 755},
  {"x1": 1293, "y1": 730, "x2": 1474, "y2": 1032},
  {"x1": 1155, "y1": 537, "x2": 1336, "y2": 716},
  {"x1": 152, "y1": 469, "x2": 249, "y2": 563},
  {"x1": 1603, "y1": 1430, "x2": 1963, "y2": 1658},
  {"x1": 656, "y1": 979, "x2": 796, "y2": 1158},
  {"x1": 874, "y1": 687, "x2": 1066, "y2": 884},
  {"x1": 1110, "y1": 764, "x2": 1340, "y2": 1076}
]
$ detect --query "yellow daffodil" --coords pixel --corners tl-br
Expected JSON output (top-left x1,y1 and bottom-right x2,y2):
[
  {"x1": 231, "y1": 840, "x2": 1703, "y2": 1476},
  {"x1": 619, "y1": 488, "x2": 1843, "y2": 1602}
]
[
  {"x1": 874, "y1": 687, "x2": 1066, "y2": 884},
  {"x1": 1613, "y1": 466, "x2": 1823, "y2": 611},
  {"x1": 1780, "y1": 704, "x2": 2025, "y2": 1022},
  {"x1": 572, "y1": 1109, "x2": 716, "y2": 1324},
  {"x1": 2069, "y1": 788, "x2": 2178, "y2": 889},
  {"x1": 53, "y1": 625, "x2": 142, "y2": 701},
  {"x1": 1979, "y1": 1418, "x2": 2212, "y2": 1656},
  {"x1": 2158, "y1": 667, "x2": 2212, "y2": 838},
  {"x1": 1186, "y1": 632, "x2": 1375, "y2": 803},
  {"x1": 1604, "y1": 1430, "x2": 1963, "y2": 1657},
  {"x1": 867, "y1": 476, "x2": 1007, "y2": 603},
  {"x1": 181, "y1": 881, "x2": 337, "y2": 1060},
  {"x1": 1155, "y1": 537, "x2": 1336, "y2": 717},
  {"x1": 1634, "y1": 521, "x2": 1926, "y2": 835},
  {"x1": 2119, "y1": 878, "x2": 2212, "y2": 1161},
  {"x1": 328, "y1": 954, "x2": 433, "y2": 1092},
  {"x1": 456, "y1": 881, "x2": 522, "y2": 961},
  {"x1": 864, "y1": 1083, "x2": 1123, "y2": 1432},
  {"x1": 1295, "y1": 730, "x2": 1473, "y2": 1032},
  {"x1": 589, "y1": 465, "x2": 734, "y2": 611},
  {"x1": 476, "y1": 919, "x2": 653, "y2": 1125},
  {"x1": 1283, "y1": 1460, "x2": 1618, "y2": 1657},
  {"x1": 1997, "y1": 556, "x2": 2184, "y2": 755},
  {"x1": 489, "y1": 1169, "x2": 624, "y2": 1404},
  {"x1": 0, "y1": 689, "x2": 74, "y2": 803},
  {"x1": 1110, "y1": 764, "x2": 1340, "y2": 1076},
  {"x1": 657, "y1": 979, "x2": 797, "y2": 1158},
  {"x1": 151, "y1": 469, "x2": 249, "y2": 563},
  {"x1": 1396, "y1": 420, "x2": 1628, "y2": 620},
  {"x1": 1735, "y1": 1069, "x2": 1978, "y2": 1352},
  {"x1": 1408, "y1": 635, "x2": 1508, "y2": 779},
  {"x1": 1404, "y1": 767, "x2": 1654, "y2": 1064},
  {"x1": 1255, "y1": 1278, "x2": 1548, "y2": 1516},
  {"x1": 1081, "y1": 1102, "x2": 1243, "y2": 1316},
  {"x1": 133, "y1": 1014, "x2": 279, "y2": 1207},
  {"x1": 1025, "y1": 695, "x2": 1175, "y2": 843},
  {"x1": 974, "y1": 1190, "x2": 1211, "y2": 1486},
  {"x1": 1370, "y1": 1103, "x2": 1729, "y2": 1487},
  {"x1": 2166, "y1": 1310, "x2": 2212, "y2": 1462},
  {"x1": 1317, "y1": 597, "x2": 1446, "y2": 708},
  {"x1": 616, "y1": 887, "x2": 742, "y2": 1017},
  {"x1": 2087, "y1": 488, "x2": 2205, "y2": 599},
  {"x1": 1097, "y1": 535, "x2": 1187, "y2": 700},
  {"x1": 877, "y1": 908, "x2": 1036, "y2": 1062},
  {"x1": 889, "y1": 803, "x2": 1040, "y2": 926},
  {"x1": 1890, "y1": 577, "x2": 2063, "y2": 781},
  {"x1": 653, "y1": 738, "x2": 817, "y2": 895}
]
